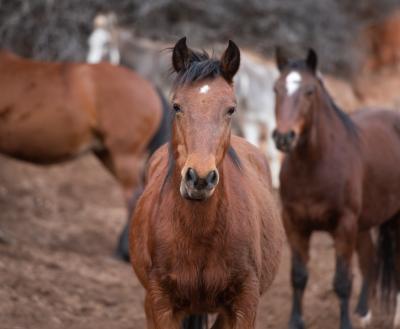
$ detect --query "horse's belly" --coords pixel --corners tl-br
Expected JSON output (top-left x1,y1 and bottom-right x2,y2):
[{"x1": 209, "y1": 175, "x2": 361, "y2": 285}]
[
  {"x1": 357, "y1": 114, "x2": 400, "y2": 227},
  {"x1": 0, "y1": 104, "x2": 95, "y2": 163},
  {"x1": 360, "y1": 179, "x2": 400, "y2": 229}
]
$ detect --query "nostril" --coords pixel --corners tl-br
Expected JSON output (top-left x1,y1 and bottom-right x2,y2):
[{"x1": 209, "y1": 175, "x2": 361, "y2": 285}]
[
  {"x1": 272, "y1": 129, "x2": 278, "y2": 140},
  {"x1": 185, "y1": 168, "x2": 198, "y2": 185},
  {"x1": 288, "y1": 130, "x2": 295, "y2": 140},
  {"x1": 206, "y1": 170, "x2": 219, "y2": 187}
]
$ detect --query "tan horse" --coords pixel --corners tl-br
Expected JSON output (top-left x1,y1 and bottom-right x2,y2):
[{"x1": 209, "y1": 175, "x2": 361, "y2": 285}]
[
  {"x1": 0, "y1": 50, "x2": 170, "y2": 259},
  {"x1": 130, "y1": 38, "x2": 283, "y2": 329}
]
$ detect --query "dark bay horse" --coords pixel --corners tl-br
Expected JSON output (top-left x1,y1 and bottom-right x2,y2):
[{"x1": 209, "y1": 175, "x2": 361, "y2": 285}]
[
  {"x1": 272, "y1": 48, "x2": 400, "y2": 329},
  {"x1": 0, "y1": 50, "x2": 169, "y2": 259},
  {"x1": 130, "y1": 37, "x2": 284, "y2": 328}
]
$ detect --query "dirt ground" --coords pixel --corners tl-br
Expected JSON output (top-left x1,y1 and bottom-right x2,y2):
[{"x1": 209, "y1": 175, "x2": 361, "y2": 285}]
[{"x1": 0, "y1": 154, "x2": 393, "y2": 329}]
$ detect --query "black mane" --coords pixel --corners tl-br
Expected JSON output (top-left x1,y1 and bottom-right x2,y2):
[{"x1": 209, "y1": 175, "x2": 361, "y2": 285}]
[
  {"x1": 318, "y1": 78, "x2": 359, "y2": 137},
  {"x1": 173, "y1": 50, "x2": 221, "y2": 88}
]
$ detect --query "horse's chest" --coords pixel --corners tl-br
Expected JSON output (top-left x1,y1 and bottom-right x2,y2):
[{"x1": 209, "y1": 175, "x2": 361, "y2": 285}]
[
  {"x1": 282, "y1": 187, "x2": 341, "y2": 230},
  {"x1": 158, "y1": 255, "x2": 242, "y2": 311}
]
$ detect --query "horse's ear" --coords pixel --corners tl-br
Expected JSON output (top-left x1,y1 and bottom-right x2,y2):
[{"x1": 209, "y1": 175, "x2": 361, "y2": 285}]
[
  {"x1": 220, "y1": 40, "x2": 240, "y2": 83},
  {"x1": 275, "y1": 46, "x2": 288, "y2": 72},
  {"x1": 172, "y1": 37, "x2": 192, "y2": 73},
  {"x1": 306, "y1": 48, "x2": 318, "y2": 73}
]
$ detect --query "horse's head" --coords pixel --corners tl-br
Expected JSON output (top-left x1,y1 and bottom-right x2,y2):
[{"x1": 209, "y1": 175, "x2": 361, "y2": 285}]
[
  {"x1": 272, "y1": 48, "x2": 319, "y2": 152},
  {"x1": 171, "y1": 37, "x2": 240, "y2": 201}
]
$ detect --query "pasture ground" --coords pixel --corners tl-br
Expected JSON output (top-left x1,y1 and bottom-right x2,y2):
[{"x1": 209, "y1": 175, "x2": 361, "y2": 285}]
[{"x1": 0, "y1": 154, "x2": 392, "y2": 328}]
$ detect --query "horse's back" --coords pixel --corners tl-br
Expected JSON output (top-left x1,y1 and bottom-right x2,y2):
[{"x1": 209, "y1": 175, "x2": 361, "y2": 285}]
[
  {"x1": 352, "y1": 109, "x2": 400, "y2": 226},
  {"x1": 352, "y1": 108, "x2": 400, "y2": 161}
]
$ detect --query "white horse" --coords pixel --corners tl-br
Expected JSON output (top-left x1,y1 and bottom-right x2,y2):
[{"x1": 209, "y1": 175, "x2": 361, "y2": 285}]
[
  {"x1": 87, "y1": 13, "x2": 120, "y2": 65},
  {"x1": 87, "y1": 13, "x2": 282, "y2": 187},
  {"x1": 234, "y1": 52, "x2": 281, "y2": 187}
]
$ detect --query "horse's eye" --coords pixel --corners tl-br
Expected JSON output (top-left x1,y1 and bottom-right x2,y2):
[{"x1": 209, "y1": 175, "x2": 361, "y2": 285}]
[
  {"x1": 227, "y1": 107, "x2": 236, "y2": 116},
  {"x1": 172, "y1": 103, "x2": 182, "y2": 113}
]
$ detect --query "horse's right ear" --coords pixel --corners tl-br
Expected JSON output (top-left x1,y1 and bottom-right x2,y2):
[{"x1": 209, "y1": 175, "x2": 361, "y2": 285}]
[
  {"x1": 306, "y1": 48, "x2": 318, "y2": 73},
  {"x1": 172, "y1": 37, "x2": 192, "y2": 73},
  {"x1": 275, "y1": 47, "x2": 288, "y2": 72}
]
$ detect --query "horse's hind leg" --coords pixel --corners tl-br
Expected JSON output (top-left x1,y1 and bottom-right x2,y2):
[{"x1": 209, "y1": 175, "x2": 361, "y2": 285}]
[
  {"x1": 94, "y1": 149, "x2": 145, "y2": 261},
  {"x1": 355, "y1": 230, "x2": 376, "y2": 327},
  {"x1": 284, "y1": 214, "x2": 311, "y2": 329},
  {"x1": 111, "y1": 153, "x2": 145, "y2": 261},
  {"x1": 115, "y1": 185, "x2": 144, "y2": 261}
]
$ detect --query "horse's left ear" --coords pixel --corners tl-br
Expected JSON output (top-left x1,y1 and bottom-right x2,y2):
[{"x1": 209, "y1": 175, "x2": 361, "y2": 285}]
[
  {"x1": 220, "y1": 40, "x2": 240, "y2": 83},
  {"x1": 306, "y1": 48, "x2": 318, "y2": 73}
]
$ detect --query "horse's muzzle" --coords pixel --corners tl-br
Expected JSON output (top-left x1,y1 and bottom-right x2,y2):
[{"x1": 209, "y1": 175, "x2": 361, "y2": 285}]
[
  {"x1": 272, "y1": 129, "x2": 296, "y2": 153},
  {"x1": 180, "y1": 168, "x2": 219, "y2": 201}
]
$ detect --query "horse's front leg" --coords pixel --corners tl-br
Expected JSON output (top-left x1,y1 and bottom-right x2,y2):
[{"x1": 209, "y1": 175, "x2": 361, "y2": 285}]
[
  {"x1": 212, "y1": 281, "x2": 260, "y2": 329},
  {"x1": 333, "y1": 213, "x2": 358, "y2": 329},
  {"x1": 284, "y1": 213, "x2": 311, "y2": 329},
  {"x1": 145, "y1": 292, "x2": 183, "y2": 329}
]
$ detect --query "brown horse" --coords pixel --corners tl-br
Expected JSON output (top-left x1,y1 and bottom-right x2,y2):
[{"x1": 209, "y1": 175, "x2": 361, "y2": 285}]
[
  {"x1": 130, "y1": 38, "x2": 284, "y2": 329},
  {"x1": 272, "y1": 48, "x2": 400, "y2": 329},
  {"x1": 0, "y1": 50, "x2": 170, "y2": 259}
]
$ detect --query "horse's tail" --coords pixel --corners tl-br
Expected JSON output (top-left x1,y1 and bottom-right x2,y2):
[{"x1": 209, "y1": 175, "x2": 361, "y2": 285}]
[
  {"x1": 182, "y1": 314, "x2": 208, "y2": 329},
  {"x1": 377, "y1": 216, "x2": 398, "y2": 304},
  {"x1": 147, "y1": 88, "x2": 171, "y2": 156}
]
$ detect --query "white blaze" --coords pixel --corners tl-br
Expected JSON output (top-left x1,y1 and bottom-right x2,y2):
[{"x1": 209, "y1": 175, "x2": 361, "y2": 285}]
[
  {"x1": 199, "y1": 85, "x2": 210, "y2": 94},
  {"x1": 285, "y1": 71, "x2": 302, "y2": 96}
]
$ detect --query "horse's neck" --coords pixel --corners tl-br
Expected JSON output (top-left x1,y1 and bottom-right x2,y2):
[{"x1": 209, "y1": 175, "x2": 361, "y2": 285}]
[
  {"x1": 294, "y1": 91, "x2": 350, "y2": 162},
  {"x1": 169, "y1": 170, "x2": 227, "y2": 236}
]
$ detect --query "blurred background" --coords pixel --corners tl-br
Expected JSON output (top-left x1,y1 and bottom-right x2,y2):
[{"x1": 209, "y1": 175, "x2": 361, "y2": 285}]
[
  {"x1": 1, "y1": 1, "x2": 400, "y2": 328},
  {"x1": 0, "y1": 0, "x2": 398, "y2": 75}
]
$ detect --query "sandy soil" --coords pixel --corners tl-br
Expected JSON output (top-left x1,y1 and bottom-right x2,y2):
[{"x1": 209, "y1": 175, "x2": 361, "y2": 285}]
[{"x1": 0, "y1": 154, "x2": 393, "y2": 329}]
